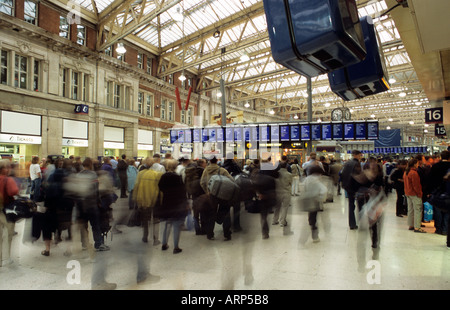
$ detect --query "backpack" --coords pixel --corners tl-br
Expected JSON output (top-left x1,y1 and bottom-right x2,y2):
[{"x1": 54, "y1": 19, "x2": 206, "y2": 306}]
[{"x1": 208, "y1": 169, "x2": 240, "y2": 202}]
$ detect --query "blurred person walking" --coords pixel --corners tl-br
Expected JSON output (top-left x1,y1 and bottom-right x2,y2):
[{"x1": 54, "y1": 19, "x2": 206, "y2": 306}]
[
  {"x1": 0, "y1": 160, "x2": 19, "y2": 266},
  {"x1": 117, "y1": 154, "x2": 128, "y2": 198},
  {"x1": 273, "y1": 161, "x2": 292, "y2": 227},
  {"x1": 155, "y1": 159, "x2": 189, "y2": 253},
  {"x1": 29, "y1": 156, "x2": 42, "y2": 202},
  {"x1": 133, "y1": 158, "x2": 163, "y2": 245}
]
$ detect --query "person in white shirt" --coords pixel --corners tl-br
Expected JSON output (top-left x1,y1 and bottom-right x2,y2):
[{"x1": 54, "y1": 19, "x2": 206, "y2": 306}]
[{"x1": 29, "y1": 156, "x2": 42, "y2": 201}]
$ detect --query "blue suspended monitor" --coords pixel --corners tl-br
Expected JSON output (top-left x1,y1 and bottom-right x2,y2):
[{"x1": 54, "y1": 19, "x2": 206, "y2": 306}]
[
  {"x1": 263, "y1": 0, "x2": 366, "y2": 77},
  {"x1": 328, "y1": 15, "x2": 390, "y2": 101}
]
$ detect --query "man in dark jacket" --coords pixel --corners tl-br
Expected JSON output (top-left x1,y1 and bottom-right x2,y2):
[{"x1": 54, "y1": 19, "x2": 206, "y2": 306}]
[
  {"x1": 426, "y1": 150, "x2": 450, "y2": 236},
  {"x1": 117, "y1": 154, "x2": 128, "y2": 198},
  {"x1": 222, "y1": 154, "x2": 243, "y2": 232},
  {"x1": 253, "y1": 157, "x2": 278, "y2": 239},
  {"x1": 341, "y1": 150, "x2": 364, "y2": 230}
]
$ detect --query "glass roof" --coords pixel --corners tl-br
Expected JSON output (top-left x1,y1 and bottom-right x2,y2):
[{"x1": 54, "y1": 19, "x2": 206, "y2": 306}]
[{"x1": 60, "y1": 0, "x2": 432, "y2": 134}]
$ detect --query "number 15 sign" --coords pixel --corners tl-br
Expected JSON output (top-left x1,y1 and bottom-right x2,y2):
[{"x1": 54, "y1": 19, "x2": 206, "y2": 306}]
[{"x1": 425, "y1": 107, "x2": 443, "y2": 124}]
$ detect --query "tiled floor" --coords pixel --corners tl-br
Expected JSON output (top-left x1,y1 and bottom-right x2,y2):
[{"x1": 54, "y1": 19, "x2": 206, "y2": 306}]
[{"x1": 1, "y1": 186, "x2": 449, "y2": 290}]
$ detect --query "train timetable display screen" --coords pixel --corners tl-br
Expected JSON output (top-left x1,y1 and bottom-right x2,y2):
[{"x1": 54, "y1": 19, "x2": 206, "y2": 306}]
[
  {"x1": 271, "y1": 125, "x2": 280, "y2": 142},
  {"x1": 332, "y1": 123, "x2": 343, "y2": 140},
  {"x1": 300, "y1": 124, "x2": 311, "y2": 141},
  {"x1": 193, "y1": 128, "x2": 201, "y2": 143},
  {"x1": 225, "y1": 127, "x2": 234, "y2": 142},
  {"x1": 202, "y1": 128, "x2": 209, "y2": 143},
  {"x1": 290, "y1": 124, "x2": 300, "y2": 141},
  {"x1": 344, "y1": 123, "x2": 355, "y2": 140},
  {"x1": 170, "y1": 130, "x2": 178, "y2": 144},
  {"x1": 208, "y1": 128, "x2": 217, "y2": 142},
  {"x1": 311, "y1": 123, "x2": 321, "y2": 141},
  {"x1": 244, "y1": 127, "x2": 251, "y2": 142},
  {"x1": 321, "y1": 123, "x2": 332, "y2": 140},
  {"x1": 367, "y1": 121, "x2": 379, "y2": 140},
  {"x1": 260, "y1": 125, "x2": 270, "y2": 142},
  {"x1": 234, "y1": 127, "x2": 243, "y2": 142},
  {"x1": 355, "y1": 122, "x2": 366, "y2": 140},
  {"x1": 280, "y1": 125, "x2": 290, "y2": 141},
  {"x1": 216, "y1": 127, "x2": 224, "y2": 142},
  {"x1": 250, "y1": 126, "x2": 259, "y2": 141},
  {"x1": 184, "y1": 129, "x2": 192, "y2": 143}
]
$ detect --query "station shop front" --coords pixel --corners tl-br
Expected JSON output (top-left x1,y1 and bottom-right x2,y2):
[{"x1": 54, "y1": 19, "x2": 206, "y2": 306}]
[
  {"x1": 103, "y1": 126, "x2": 125, "y2": 159},
  {"x1": 0, "y1": 111, "x2": 42, "y2": 164},
  {"x1": 61, "y1": 119, "x2": 89, "y2": 159}
]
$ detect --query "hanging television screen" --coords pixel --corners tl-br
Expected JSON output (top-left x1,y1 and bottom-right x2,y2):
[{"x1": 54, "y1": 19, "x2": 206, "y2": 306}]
[
  {"x1": 280, "y1": 124, "x2": 290, "y2": 141},
  {"x1": 290, "y1": 124, "x2": 300, "y2": 141},
  {"x1": 193, "y1": 128, "x2": 201, "y2": 143},
  {"x1": 344, "y1": 122, "x2": 355, "y2": 140},
  {"x1": 355, "y1": 122, "x2": 366, "y2": 140},
  {"x1": 301, "y1": 124, "x2": 311, "y2": 141},
  {"x1": 271, "y1": 125, "x2": 280, "y2": 142},
  {"x1": 332, "y1": 122, "x2": 343, "y2": 140},
  {"x1": 184, "y1": 129, "x2": 192, "y2": 143},
  {"x1": 177, "y1": 129, "x2": 185, "y2": 143},
  {"x1": 322, "y1": 123, "x2": 332, "y2": 141},
  {"x1": 311, "y1": 123, "x2": 321, "y2": 141},
  {"x1": 367, "y1": 121, "x2": 379, "y2": 140}
]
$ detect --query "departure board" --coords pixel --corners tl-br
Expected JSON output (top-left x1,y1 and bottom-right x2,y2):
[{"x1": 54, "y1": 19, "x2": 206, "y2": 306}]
[
  {"x1": 193, "y1": 128, "x2": 201, "y2": 143},
  {"x1": 250, "y1": 126, "x2": 259, "y2": 141},
  {"x1": 301, "y1": 124, "x2": 311, "y2": 141},
  {"x1": 311, "y1": 123, "x2": 321, "y2": 140},
  {"x1": 271, "y1": 125, "x2": 280, "y2": 141},
  {"x1": 225, "y1": 127, "x2": 234, "y2": 142},
  {"x1": 260, "y1": 125, "x2": 270, "y2": 142},
  {"x1": 202, "y1": 128, "x2": 209, "y2": 143},
  {"x1": 170, "y1": 130, "x2": 178, "y2": 144},
  {"x1": 322, "y1": 123, "x2": 332, "y2": 140},
  {"x1": 332, "y1": 123, "x2": 343, "y2": 140},
  {"x1": 290, "y1": 124, "x2": 300, "y2": 141},
  {"x1": 184, "y1": 129, "x2": 192, "y2": 143},
  {"x1": 367, "y1": 121, "x2": 379, "y2": 140},
  {"x1": 244, "y1": 126, "x2": 251, "y2": 142},
  {"x1": 280, "y1": 124, "x2": 290, "y2": 141},
  {"x1": 208, "y1": 128, "x2": 216, "y2": 142},
  {"x1": 234, "y1": 126, "x2": 243, "y2": 142},
  {"x1": 344, "y1": 122, "x2": 355, "y2": 140},
  {"x1": 216, "y1": 127, "x2": 224, "y2": 142},
  {"x1": 355, "y1": 122, "x2": 366, "y2": 140}
]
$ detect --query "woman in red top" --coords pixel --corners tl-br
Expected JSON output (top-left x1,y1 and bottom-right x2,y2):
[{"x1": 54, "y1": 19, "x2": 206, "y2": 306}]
[
  {"x1": 403, "y1": 158, "x2": 426, "y2": 233},
  {"x1": 0, "y1": 160, "x2": 19, "y2": 266}
]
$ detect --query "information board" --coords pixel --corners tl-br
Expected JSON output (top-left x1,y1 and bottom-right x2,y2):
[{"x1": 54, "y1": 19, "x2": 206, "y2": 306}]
[
  {"x1": 170, "y1": 130, "x2": 178, "y2": 144},
  {"x1": 344, "y1": 122, "x2": 355, "y2": 140},
  {"x1": 260, "y1": 125, "x2": 270, "y2": 142},
  {"x1": 271, "y1": 125, "x2": 280, "y2": 141},
  {"x1": 301, "y1": 124, "x2": 311, "y2": 141},
  {"x1": 193, "y1": 128, "x2": 201, "y2": 143},
  {"x1": 332, "y1": 123, "x2": 343, "y2": 140},
  {"x1": 311, "y1": 123, "x2": 321, "y2": 141},
  {"x1": 216, "y1": 127, "x2": 224, "y2": 142},
  {"x1": 290, "y1": 124, "x2": 300, "y2": 141},
  {"x1": 225, "y1": 127, "x2": 234, "y2": 142},
  {"x1": 184, "y1": 129, "x2": 192, "y2": 143},
  {"x1": 367, "y1": 121, "x2": 378, "y2": 140},
  {"x1": 208, "y1": 128, "x2": 217, "y2": 142},
  {"x1": 202, "y1": 128, "x2": 209, "y2": 143},
  {"x1": 234, "y1": 126, "x2": 243, "y2": 142},
  {"x1": 321, "y1": 123, "x2": 332, "y2": 140},
  {"x1": 280, "y1": 124, "x2": 290, "y2": 141},
  {"x1": 355, "y1": 122, "x2": 366, "y2": 140}
]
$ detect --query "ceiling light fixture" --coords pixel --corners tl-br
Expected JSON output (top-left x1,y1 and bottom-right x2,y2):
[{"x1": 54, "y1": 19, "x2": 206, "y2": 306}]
[
  {"x1": 399, "y1": 92, "x2": 406, "y2": 97},
  {"x1": 389, "y1": 78, "x2": 396, "y2": 84},
  {"x1": 388, "y1": 118, "x2": 393, "y2": 121},
  {"x1": 116, "y1": 43, "x2": 126, "y2": 54},
  {"x1": 244, "y1": 102, "x2": 250, "y2": 108},
  {"x1": 409, "y1": 121, "x2": 414, "y2": 125},
  {"x1": 386, "y1": 126, "x2": 391, "y2": 130},
  {"x1": 179, "y1": 73, "x2": 186, "y2": 81},
  {"x1": 269, "y1": 109, "x2": 275, "y2": 115},
  {"x1": 294, "y1": 114, "x2": 298, "y2": 119}
]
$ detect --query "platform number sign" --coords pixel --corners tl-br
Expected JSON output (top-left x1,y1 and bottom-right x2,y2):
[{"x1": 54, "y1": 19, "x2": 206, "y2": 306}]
[
  {"x1": 435, "y1": 123, "x2": 446, "y2": 137},
  {"x1": 425, "y1": 107, "x2": 443, "y2": 124}
]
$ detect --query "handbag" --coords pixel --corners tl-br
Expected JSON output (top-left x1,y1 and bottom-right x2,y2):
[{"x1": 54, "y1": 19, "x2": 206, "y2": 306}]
[
  {"x1": 3, "y1": 196, "x2": 37, "y2": 223},
  {"x1": 127, "y1": 206, "x2": 142, "y2": 227},
  {"x1": 423, "y1": 202, "x2": 433, "y2": 222}
]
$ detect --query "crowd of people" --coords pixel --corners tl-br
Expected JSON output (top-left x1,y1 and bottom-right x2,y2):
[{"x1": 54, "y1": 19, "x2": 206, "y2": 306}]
[{"x1": 0, "y1": 148, "x2": 449, "y2": 288}]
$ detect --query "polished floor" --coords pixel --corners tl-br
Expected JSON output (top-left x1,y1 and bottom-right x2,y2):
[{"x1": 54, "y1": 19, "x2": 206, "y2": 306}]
[{"x1": 1, "y1": 183, "x2": 449, "y2": 291}]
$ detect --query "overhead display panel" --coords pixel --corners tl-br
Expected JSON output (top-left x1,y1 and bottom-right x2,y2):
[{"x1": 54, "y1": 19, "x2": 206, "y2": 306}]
[
  {"x1": 332, "y1": 122, "x2": 343, "y2": 140},
  {"x1": 290, "y1": 124, "x2": 300, "y2": 141},
  {"x1": 280, "y1": 124, "x2": 290, "y2": 141},
  {"x1": 311, "y1": 123, "x2": 321, "y2": 141},
  {"x1": 300, "y1": 124, "x2": 311, "y2": 141},
  {"x1": 367, "y1": 121, "x2": 379, "y2": 140},
  {"x1": 355, "y1": 122, "x2": 367, "y2": 140},
  {"x1": 344, "y1": 122, "x2": 355, "y2": 140},
  {"x1": 321, "y1": 123, "x2": 332, "y2": 141}
]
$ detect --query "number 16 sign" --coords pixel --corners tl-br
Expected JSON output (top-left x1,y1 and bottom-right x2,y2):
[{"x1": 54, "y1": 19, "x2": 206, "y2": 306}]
[{"x1": 425, "y1": 107, "x2": 443, "y2": 124}]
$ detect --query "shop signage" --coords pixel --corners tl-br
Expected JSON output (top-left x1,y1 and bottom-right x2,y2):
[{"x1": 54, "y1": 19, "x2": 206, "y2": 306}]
[
  {"x1": 160, "y1": 146, "x2": 173, "y2": 153},
  {"x1": 0, "y1": 134, "x2": 41, "y2": 144},
  {"x1": 62, "y1": 139, "x2": 88, "y2": 147},
  {"x1": 138, "y1": 144, "x2": 154, "y2": 151},
  {"x1": 104, "y1": 142, "x2": 124, "y2": 149},
  {"x1": 74, "y1": 104, "x2": 89, "y2": 114}
]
